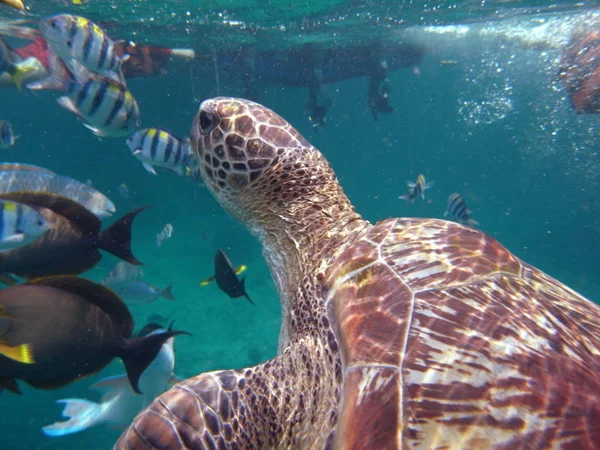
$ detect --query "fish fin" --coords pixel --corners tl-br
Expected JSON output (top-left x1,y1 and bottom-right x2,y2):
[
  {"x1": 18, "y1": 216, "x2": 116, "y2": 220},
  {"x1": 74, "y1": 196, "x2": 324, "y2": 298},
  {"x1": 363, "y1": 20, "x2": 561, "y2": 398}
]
[
  {"x1": 467, "y1": 218, "x2": 479, "y2": 227},
  {"x1": 199, "y1": 275, "x2": 214, "y2": 286},
  {"x1": 398, "y1": 194, "x2": 410, "y2": 202},
  {"x1": 42, "y1": 398, "x2": 104, "y2": 436},
  {"x1": 97, "y1": 206, "x2": 151, "y2": 265},
  {"x1": 0, "y1": 341, "x2": 35, "y2": 364},
  {"x1": 168, "y1": 165, "x2": 184, "y2": 176},
  {"x1": 26, "y1": 276, "x2": 132, "y2": 331},
  {"x1": 122, "y1": 330, "x2": 188, "y2": 394},
  {"x1": 0, "y1": 376, "x2": 21, "y2": 394},
  {"x1": 240, "y1": 277, "x2": 256, "y2": 307},
  {"x1": 56, "y1": 96, "x2": 81, "y2": 116},
  {"x1": 2, "y1": 233, "x2": 25, "y2": 244},
  {"x1": 136, "y1": 324, "x2": 164, "y2": 338},
  {"x1": 103, "y1": 69, "x2": 124, "y2": 84},
  {"x1": 9, "y1": 63, "x2": 35, "y2": 91},
  {"x1": 0, "y1": 273, "x2": 18, "y2": 286},
  {"x1": 26, "y1": 50, "x2": 71, "y2": 92},
  {"x1": 141, "y1": 162, "x2": 157, "y2": 175},
  {"x1": 159, "y1": 284, "x2": 175, "y2": 301},
  {"x1": 82, "y1": 123, "x2": 111, "y2": 137},
  {"x1": 0, "y1": 191, "x2": 101, "y2": 234},
  {"x1": 407, "y1": 182, "x2": 416, "y2": 188},
  {"x1": 234, "y1": 265, "x2": 247, "y2": 276},
  {"x1": 424, "y1": 181, "x2": 435, "y2": 189},
  {"x1": 90, "y1": 374, "x2": 129, "y2": 394},
  {"x1": 168, "y1": 374, "x2": 184, "y2": 387}
]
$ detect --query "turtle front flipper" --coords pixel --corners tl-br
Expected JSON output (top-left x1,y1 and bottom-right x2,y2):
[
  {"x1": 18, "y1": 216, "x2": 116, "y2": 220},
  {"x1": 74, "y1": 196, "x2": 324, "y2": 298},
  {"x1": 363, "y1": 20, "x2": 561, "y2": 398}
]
[
  {"x1": 115, "y1": 336, "x2": 340, "y2": 449},
  {"x1": 114, "y1": 370, "x2": 251, "y2": 450}
]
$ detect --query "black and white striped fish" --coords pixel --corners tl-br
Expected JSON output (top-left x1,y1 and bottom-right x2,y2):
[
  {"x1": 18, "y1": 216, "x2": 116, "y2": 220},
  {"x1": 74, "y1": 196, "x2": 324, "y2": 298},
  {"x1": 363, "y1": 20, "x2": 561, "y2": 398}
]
[
  {"x1": 444, "y1": 192, "x2": 479, "y2": 227},
  {"x1": 0, "y1": 121, "x2": 17, "y2": 148},
  {"x1": 399, "y1": 174, "x2": 433, "y2": 203},
  {"x1": 57, "y1": 63, "x2": 140, "y2": 137},
  {"x1": 40, "y1": 14, "x2": 127, "y2": 84},
  {"x1": 126, "y1": 129, "x2": 193, "y2": 176}
]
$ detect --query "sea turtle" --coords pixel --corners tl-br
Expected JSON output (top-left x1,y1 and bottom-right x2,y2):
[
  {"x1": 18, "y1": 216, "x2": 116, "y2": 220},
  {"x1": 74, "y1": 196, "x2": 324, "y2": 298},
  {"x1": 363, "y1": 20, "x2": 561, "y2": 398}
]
[{"x1": 114, "y1": 98, "x2": 600, "y2": 449}]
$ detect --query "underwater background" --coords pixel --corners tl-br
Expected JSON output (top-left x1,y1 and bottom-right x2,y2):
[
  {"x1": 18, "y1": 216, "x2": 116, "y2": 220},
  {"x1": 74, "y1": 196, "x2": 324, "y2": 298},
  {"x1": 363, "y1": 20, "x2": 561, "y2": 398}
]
[{"x1": 1, "y1": 0, "x2": 599, "y2": 449}]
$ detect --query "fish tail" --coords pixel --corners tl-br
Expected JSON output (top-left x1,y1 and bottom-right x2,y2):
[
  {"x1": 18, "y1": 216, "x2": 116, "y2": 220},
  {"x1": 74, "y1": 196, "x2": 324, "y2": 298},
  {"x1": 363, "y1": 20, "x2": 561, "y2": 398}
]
[
  {"x1": 0, "y1": 376, "x2": 20, "y2": 394},
  {"x1": 467, "y1": 218, "x2": 479, "y2": 227},
  {"x1": 9, "y1": 63, "x2": 35, "y2": 91},
  {"x1": 199, "y1": 275, "x2": 215, "y2": 286},
  {"x1": 42, "y1": 399, "x2": 106, "y2": 437},
  {"x1": 0, "y1": 341, "x2": 35, "y2": 364},
  {"x1": 245, "y1": 293, "x2": 256, "y2": 307},
  {"x1": 122, "y1": 330, "x2": 189, "y2": 394},
  {"x1": 240, "y1": 277, "x2": 255, "y2": 307},
  {"x1": 160, "y1": 284, "x2": 175, "y2": 301},
  {"x1": 97, "y1": 206, "x2": 152, "y2": 265}
]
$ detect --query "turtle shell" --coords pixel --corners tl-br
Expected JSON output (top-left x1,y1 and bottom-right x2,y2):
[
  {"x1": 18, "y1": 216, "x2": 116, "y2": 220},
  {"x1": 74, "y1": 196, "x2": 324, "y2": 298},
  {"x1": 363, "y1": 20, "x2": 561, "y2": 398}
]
[{"x1": 326, "y1": 217, "x2": 600, "y2": 449}]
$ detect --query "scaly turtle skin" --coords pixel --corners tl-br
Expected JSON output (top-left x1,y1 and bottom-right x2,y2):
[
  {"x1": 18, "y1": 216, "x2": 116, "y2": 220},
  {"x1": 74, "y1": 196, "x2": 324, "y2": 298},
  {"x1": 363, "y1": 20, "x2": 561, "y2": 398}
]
[{"x1": 114, "y1": 98, "x2": 600, "y2": 450}]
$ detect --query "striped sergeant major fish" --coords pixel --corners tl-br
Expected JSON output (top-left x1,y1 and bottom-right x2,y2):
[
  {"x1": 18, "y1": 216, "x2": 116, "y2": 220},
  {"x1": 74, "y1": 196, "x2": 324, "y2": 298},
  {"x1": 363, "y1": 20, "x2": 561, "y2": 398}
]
[
  {"x1": 0, "y1": 200, "x2": 50, "y2": 252},
  {"x1": 33, "y1": 53, "x2": 141, "y2": 137},
  {"x1": 444, "y1": 192, "x2": 479, "y2": 227},
  {"x1": 0, "y1": 121, "x2": 17, "y2": 148},
  {"x1": 40, "y1": 14, "x2": 128, "y2": 84},
  {"x1": 126, "y1": 129, "x2": 194, "y2": 176},
  {"x1": 399, "y1": 174, "x2": 433, "y2": 203}
]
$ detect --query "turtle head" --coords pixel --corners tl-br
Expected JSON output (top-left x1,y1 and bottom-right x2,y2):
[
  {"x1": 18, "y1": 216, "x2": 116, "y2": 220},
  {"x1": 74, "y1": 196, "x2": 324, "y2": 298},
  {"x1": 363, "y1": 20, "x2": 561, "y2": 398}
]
[{"x1": 190, "y1": 97, "x2": 327, "y2": 223}]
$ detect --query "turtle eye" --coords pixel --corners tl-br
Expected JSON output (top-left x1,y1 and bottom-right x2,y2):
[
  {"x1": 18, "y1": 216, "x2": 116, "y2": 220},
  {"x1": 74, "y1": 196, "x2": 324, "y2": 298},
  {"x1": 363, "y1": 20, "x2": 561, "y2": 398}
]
[{"x1": 198, "y1": 109, "x2": 217, "y2": 135}]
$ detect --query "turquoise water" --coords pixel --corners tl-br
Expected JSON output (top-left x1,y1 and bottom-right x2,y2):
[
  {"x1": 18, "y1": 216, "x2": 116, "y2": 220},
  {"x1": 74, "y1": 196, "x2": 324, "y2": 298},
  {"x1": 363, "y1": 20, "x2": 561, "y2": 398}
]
[{"x1": 1, "y1": 1, "x2": 600, "y2": 449}]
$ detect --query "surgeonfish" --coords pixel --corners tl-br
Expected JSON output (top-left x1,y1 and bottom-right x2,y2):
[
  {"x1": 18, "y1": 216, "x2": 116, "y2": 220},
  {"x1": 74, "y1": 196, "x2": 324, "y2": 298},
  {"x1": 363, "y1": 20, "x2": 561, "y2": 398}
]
[
  {"x1": 0, "y1": 35, "x2": 32, "y2": 90},
  {"x1": 0, "y1": 277, "x2": 185, "y2": 395},
  {"x1": 40, "y1": 14, "x2": 128, "y2": 83},
  {"x1": 105, "y1": 280, "x2": 175, "y2": 306},
  {"x1": 0, "y1": 163, "x2": 115, "y2": 218},
  {"x1": 201, "y1": 249, "x2": 254, "y2": 306},
  {"x1": 399, "y1": 174, "x2": 433, "y2": 203},
  {"x1": 0, "y1": 191, "x2": 149, "y2": 280},
  {"x1": 444, "y1": 192, "x2": 479, "y2": 227},
  {"x1": 0, "y1": 0, "x2": 24, "y2": 10},
  {"x1": 126, "y1": 129, "x2": 194, "y2": 176},
  {"x1": 155, "y1": 223, "x2": 173, "y2": 249},
  {"x1": 0, "y1": 121, "x2": 16, "y2": 148},
  {"x1": 42, "y1": 323, "x2": 186, "y2": 436},
  {"x1": 0, "y1": 200, "x2": 49, "y2": 252}
]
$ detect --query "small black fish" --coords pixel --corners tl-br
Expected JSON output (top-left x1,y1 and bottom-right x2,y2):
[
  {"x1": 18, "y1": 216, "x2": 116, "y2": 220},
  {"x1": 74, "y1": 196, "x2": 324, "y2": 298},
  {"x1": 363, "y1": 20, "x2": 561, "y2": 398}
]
[
  {"x1": 0, "y1": 276, "x2": 186, "y2": 395},
  {"x1": 0, "y1": 191, "x2": 149, "y2": 280},
  {"x1": 202, "y1": 249, "x2": 254, "y2": 306}
]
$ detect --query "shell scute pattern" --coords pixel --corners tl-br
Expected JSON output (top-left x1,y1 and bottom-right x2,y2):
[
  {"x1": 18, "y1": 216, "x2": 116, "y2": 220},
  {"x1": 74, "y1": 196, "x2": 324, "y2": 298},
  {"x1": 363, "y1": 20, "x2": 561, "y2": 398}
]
[
  {"x1": 375, "y1": 218, "x2": 523, "y2": 292},
  {"x1": 329, "y1": 217, "x2": 600, "y2": 449}
]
